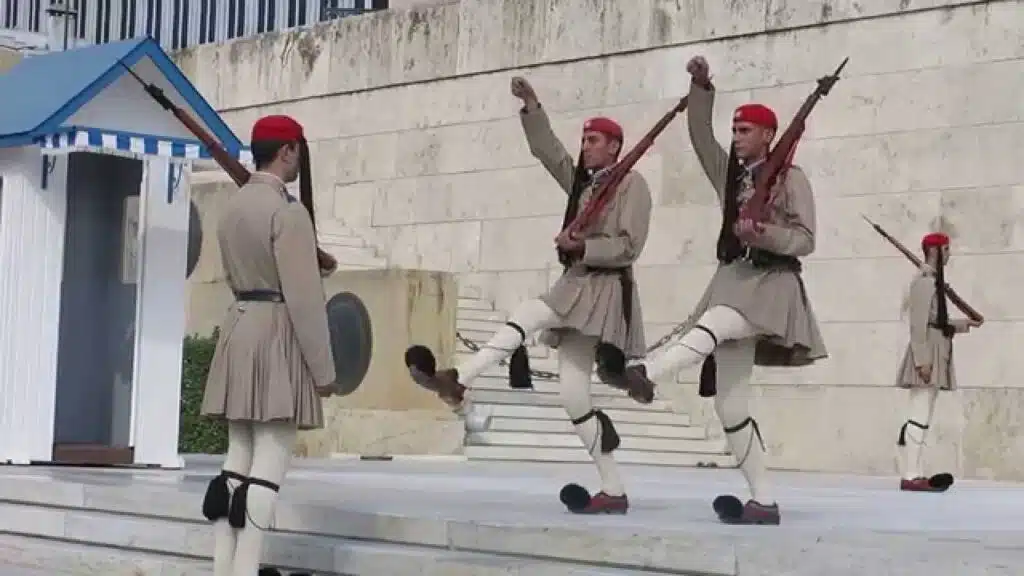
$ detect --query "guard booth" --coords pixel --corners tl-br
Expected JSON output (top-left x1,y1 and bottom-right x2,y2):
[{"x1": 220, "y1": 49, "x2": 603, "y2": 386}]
[{"x1": 0, "y1": 37, "x2": 250, "y2": 468}]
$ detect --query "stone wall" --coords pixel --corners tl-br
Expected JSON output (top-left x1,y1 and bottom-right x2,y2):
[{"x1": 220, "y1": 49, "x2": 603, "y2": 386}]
[{"x1": 176, "y1": 0, "x2": 1024, "y2": 479}]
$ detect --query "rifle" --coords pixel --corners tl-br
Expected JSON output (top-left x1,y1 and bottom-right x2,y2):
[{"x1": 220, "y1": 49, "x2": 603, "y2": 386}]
[
  {"x1": 740, "y1": 58, "x2": 849, "y2": 223},
  {"x1": 560, "y1": 96, "x2": 689, "y2": 238},
  {"x1": 861, "y1": 215, "x2": 983, "y2": 323},
  {"x1": 118, "y1": 62, "x2": 337, "y2": 272}
]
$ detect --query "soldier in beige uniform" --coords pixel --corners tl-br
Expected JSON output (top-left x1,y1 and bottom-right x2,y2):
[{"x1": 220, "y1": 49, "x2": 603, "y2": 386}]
[
  {"x1": 895, "y1": 232, "x2": 981, "y2": 493},
  {"x1": 405, "y1": 77, "x2": 654, "y2": 514},
  {"x1": 601, "y1": 56, "x2": 827, "y2": 525},
  {"x1": 200, "y1": 115, "x2": 337, "y2": 576}
]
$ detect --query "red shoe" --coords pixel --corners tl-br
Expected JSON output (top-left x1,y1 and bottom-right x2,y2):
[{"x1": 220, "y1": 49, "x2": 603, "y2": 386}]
[
  {"x1": 900, "y1": 473, "x2": 954, "y2": 493},
  {"x1": 574, "y1": 492, "x2": 629, "y2": 515},
  {"x1": 713, "y1": 495, "x2": 781, "y2": 525}
]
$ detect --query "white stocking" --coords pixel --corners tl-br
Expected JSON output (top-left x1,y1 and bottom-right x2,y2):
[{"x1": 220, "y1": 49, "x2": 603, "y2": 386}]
[
  {"x1": 714, "y1": 341, "x2": 772, "y2": 505},
  {"x1": 644, "y1": 305, "x2": 758, "y2": 382},
  {"x1": 898, "y1": 387, "x2": 939, "y2": 480},
  {"x1": 559, "y1": 333, "x2": 625, "y2": 496},
  {"x1": 213, "y1": 422, "x2": 253, "y2": 576},
  {"x1": 231, "y1": 421, "x2": 297, "y2": 576},
  {"x1": 455, "y1": 298, "x2": 561, "y2": 386}
]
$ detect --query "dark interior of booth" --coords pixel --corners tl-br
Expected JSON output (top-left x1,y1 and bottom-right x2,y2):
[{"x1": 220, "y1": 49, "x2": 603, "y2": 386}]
[{"x1": 51, "y1": 152, "x2": 142, "y2": 466}]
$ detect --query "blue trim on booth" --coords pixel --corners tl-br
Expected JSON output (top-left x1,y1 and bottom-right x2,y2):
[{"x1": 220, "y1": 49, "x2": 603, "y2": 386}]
[{"x1": 0, "y1": 37, "x2": 244, "y2": 156}]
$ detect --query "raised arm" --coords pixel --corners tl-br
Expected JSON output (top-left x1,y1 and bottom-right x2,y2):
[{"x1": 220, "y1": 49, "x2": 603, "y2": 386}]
[
  {"x1": 685, "y1": 56, "x2": 729, "y2": 201},
  {"x1": 579, "y1": 172, "x2": 653, "y2": 268},
  {"x1": 512, "y1": 76, "x2": 575, "y2": 194},
  {"x1": 273, "y1": 203, "x2": 336, "y2": 389},
  {"x1": 749, "y1": 166, "x2": 816, "y2": 257}
]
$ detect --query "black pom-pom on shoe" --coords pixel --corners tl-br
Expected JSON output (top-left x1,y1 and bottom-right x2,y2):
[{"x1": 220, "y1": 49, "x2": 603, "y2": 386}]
[
  {"x1": 559, "y1": 483, "x2": 592, "y2": 513},
  {"x1": 929, "y1": 473, "x2": 954, "y2": 491},
  {"x1": 405, "y1": 345, "x2": 437, "y2": 389},
  {"x1": 712, "y1": 494, "x2": 744, "y2": 521}
]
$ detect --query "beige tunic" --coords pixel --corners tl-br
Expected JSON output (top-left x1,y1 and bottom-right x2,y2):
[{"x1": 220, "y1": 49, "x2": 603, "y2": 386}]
[
  {"x1": 520, "y1": 105, "x2": 652, "y2": 358},
  {"x1": 201, "y1": 173, "x2": 335, "y2": 429},
  {"x1": 896, "y1": 272, "x2": 969, "y2": 390},
  {"x1": 684, "y1": 83, "x2": 827, "y2": 366}
]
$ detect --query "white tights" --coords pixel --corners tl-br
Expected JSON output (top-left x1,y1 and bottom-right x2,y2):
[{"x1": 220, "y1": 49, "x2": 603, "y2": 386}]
[
  {"x1": 645, "y1": 305, "x2": 772, "y2": 504},
  {"x1": 898, "y1": 387, "x2": 940, "y2": 480},
  {"x1": 213, "y1": 421, "x2": 297, "y2": 576},
  {"x1": 558, "y1": 332, "x2": 626, "y2": 496},
  {"x1": 455, "y1": 298, "x2": 559, "y2": 386},
  {"x1": 457, "y1": 299, "x2": 624, "y2": 495}
]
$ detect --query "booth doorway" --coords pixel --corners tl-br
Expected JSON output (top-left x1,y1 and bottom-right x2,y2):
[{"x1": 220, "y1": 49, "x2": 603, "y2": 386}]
[{"x1": 52, "y1": 152, "x2": 143, "y2": 465}]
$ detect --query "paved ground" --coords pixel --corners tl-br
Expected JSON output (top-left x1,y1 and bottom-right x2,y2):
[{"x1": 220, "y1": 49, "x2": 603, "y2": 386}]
[{"x1": 2, "y1": 456, "x2": 1022, "y2": 574}]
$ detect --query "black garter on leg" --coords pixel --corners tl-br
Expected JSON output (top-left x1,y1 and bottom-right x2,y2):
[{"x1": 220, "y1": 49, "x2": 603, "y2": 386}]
[
  {"x1": 228, "y1": 477, "x2": 281, "y2": 529},
  {"x1": 696, "y1": 325, "x2": 719, "y2": 398},
  {"x1": 559, "y1": 410, "x2": 620, "y2": 512},
  {"x1": 202, "y1": 470, "x2": 248, "y2": 521},
  {"x1": 505, "y1": 322, "x2": 533, "y2": 390}
]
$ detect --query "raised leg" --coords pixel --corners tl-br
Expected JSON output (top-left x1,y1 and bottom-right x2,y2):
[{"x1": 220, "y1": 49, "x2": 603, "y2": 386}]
[
  {"x1": 897, "y1": 387, "x2": 951, "y2": 492},
  {"x1": 710, "y1": 340, "x2": 780, "y2": 525},
  {"x1": 598, "y1": 305, "x2": 757, "y2": 397},
  {"x1": 230, "y1": 421, "x2": 297, "y2": 576},
  {"x1": 406, "y1": 298, "x2": 561, "y2": 426},
  {"x1": 556, "y1": 333, "x2": 628, "y2": 514},
  {"x1": 202, "y1": 421, "x2": 254, "y2": 576}
]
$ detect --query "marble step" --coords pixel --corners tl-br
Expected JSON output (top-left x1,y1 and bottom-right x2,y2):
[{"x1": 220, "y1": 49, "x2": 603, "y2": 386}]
[
  {"x1": 0, "y1": 533, "x2": 211, "y2": 575},
  {"x1": 455, "y1": 306, "x2": 507, "y2": 322},
  {"x1": 455, "y1": 338, "x2": 550, "y2": 359},
  {"x1": 483, "y1": 417, "x2": 707, "y2": 439},
  {"x1": 464, "y1": 445, "x2": 734, "y2": 467},
  {"x1": 466, "y1": 431, "x2": 726, "y2": 454},
  {"x1": 321, "y1": 244, "x2": 387, "y2": 268},
  {"x1": 456, "y1": 297, "x2": 494, "y2": 311},
  {"x1": 319, "y1": 232, "x2": 368, "y2": 248},
  {"x1": 470, "y1": 375, "x2": 628, "y2": 398},
  {"x1": 0, "y1": 487, "x2": 667, "y2": 576},
  {"x1": 479, "y1": 403, "x2": 691, "y2": 426},
  {"x1": 472, "y1": 389, "x2": 673, "y2": 411}
]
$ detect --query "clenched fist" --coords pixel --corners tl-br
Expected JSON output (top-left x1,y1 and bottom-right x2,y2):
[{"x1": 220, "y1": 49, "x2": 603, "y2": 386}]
[
  {"x1": 510, "y1": 76, "x2": 538, "y2": 107},
  {"x1": 686, "y1": 55, "x2": 711, "y2": 86}
]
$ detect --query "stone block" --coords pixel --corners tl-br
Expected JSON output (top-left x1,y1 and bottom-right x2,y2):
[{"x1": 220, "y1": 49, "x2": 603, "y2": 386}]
[{"x1": 295, "y1": 269, "x2": 462, "y2": 457}]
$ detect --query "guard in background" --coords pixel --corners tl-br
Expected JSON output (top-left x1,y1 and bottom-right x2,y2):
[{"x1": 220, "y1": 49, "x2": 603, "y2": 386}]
[
  {"x1": 895, "y1": 232, "x2": 982, "y2": 492},
  {"x1": 406, "y1": 76, "x2": 654, "y2": 514},
  {"x1": 200, "y1": 115, "x2": 337, "y2": 576}
]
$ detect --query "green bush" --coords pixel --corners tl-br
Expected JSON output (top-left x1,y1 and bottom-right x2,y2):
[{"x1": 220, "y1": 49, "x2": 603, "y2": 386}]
[{"x1": 178, "y1": 329, "x2": 227, "y2": 454}]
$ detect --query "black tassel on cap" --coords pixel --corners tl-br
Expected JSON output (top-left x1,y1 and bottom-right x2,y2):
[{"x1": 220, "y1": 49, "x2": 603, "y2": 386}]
[
  {"x1": 698, "y1": 354, "x2": 717, "y2": 398},
  {"x1": 508, "y1": 345, "x2": 533, "y2": 389}
]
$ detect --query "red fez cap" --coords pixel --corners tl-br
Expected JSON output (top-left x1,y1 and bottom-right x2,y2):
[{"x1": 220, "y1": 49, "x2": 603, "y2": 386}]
[
  {"x1": 582, "y1": 117, "x2": 623, "y2": 141},
  {"x1": 251, "y1": 115, "x2": 305, "y2": 143},
  {"x1": 733, "y1": 104, "x2": 778, "y2": 130},
  {"x1": 921, "y1": 232, "x2": 949, "y2": 249}
]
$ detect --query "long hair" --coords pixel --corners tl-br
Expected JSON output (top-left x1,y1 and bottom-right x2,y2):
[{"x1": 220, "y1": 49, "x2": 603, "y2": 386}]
[
  {"x1": 557, "y1": 150, "x2": 589, "y2": 268},
  {"x1": 933, "y1": 247, "x2": 955, "y2": 337},
  {"x1": 297, "y1": 137, "x2": 317, "y2": 235},
  {"x1": 715, "y1": 144, "x2": 745, "y2": 262}
]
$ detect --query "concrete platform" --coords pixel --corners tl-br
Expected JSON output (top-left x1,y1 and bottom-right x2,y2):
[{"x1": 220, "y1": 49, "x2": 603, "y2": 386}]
[{"x1": 0, "y1": 456, "x2": 1021, "y2": 575}]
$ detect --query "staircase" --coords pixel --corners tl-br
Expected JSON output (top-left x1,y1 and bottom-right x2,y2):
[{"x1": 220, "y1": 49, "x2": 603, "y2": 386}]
[
  {"x1": 456, "y1": 292, "x2": 733, "y2": 468},
  {"x1": 317, "y1": 220, "x2": 388, "y2": 270}
]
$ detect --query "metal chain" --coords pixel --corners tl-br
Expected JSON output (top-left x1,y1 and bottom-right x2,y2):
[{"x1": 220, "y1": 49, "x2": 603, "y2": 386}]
[{"x1": 454, "y1": 319, "x2": 690, "y2": 382}]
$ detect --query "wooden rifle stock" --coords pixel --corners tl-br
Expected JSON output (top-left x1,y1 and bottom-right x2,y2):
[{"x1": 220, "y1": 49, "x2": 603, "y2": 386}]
[
  {"x1": 119, "y1": 62, "x2": 336, "y2": 271},
  {"x1": 741, "y1": 58, "x2": 849, "y2": 223},
  {"x1": 861, "y1": 215, "x2": 983, "y2": 323},
  {"x1": 563, "y1": 96, "x2": 689, "y2": 237}
]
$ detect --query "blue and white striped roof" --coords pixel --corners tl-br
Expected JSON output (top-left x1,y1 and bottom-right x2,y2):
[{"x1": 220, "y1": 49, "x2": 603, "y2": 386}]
[{"x1": 36, "y1": 127, "x2": 253, "y2": 165}]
